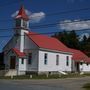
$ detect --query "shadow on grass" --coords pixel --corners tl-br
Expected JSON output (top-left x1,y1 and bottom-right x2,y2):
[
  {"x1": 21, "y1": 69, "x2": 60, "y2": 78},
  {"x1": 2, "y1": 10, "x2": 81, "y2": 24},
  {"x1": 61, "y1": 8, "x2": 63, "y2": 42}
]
[{"x1": 83, "y1": 83, "x2": 90, "y2": 90}]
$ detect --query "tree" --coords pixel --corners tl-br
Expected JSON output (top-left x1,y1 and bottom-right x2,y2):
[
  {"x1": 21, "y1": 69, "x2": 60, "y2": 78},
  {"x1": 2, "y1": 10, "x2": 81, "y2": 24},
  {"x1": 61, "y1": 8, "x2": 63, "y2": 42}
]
[
  {"x1": 52, "y1": 31, "x2": 90, "y2": 57},
  {"x1": 82, "y1": 36, "x2": 90, "y2": 57}
]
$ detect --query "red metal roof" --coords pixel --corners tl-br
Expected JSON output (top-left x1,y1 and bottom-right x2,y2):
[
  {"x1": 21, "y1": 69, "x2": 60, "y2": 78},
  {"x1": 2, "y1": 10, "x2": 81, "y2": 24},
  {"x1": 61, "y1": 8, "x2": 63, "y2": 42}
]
[
  {"x1": 12, "y1": 48, "x2": 25, "y2": 58},
  {"x1": 26, "y1": 31, "x2": 90, "y2": 63},
  {"x1": 26, "y1": 32, "x2": 71, "y2": 53},
  {"x1": 68, "y1": 48, "x2": 88, "y2": 62},
  {"x1": 86, "y1": 58, "x2": 90, "y2": 63},
  {"x1": 15, "y1": 5, "x2": 29, "y2": 20}
]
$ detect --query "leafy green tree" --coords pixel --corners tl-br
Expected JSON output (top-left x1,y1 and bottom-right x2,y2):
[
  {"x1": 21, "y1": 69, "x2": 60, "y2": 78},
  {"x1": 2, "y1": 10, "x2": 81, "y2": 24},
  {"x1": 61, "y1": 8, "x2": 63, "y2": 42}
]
[{"x1": 52, "y1": 31, "x2": 90, "y2": 57}]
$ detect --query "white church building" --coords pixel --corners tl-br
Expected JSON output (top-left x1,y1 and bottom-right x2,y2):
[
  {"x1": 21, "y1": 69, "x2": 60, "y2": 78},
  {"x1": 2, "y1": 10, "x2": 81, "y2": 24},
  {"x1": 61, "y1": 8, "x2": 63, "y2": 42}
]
[{"x1": 3, "y1": 6, "x2": 90, "y2": 76}]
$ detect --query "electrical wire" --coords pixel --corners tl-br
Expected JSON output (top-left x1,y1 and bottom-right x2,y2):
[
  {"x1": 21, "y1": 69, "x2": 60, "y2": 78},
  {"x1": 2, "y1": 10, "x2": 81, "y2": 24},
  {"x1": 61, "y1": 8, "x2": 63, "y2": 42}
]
[
  {"x1": 0, "y1": 29, "x2": 90, "y2": 38},
  {"x1": 1, "y1": 18, "x2": 90, "y2": 30}
]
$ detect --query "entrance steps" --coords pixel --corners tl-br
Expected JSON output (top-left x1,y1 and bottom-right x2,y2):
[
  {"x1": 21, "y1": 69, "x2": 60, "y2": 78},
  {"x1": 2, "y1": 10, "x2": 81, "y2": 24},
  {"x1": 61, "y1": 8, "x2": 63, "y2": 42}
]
[
  {"x1": 5, "y1": 70, "x2": 17, "y2": 76},
  {"x1": 58, "y1": 71, "x2": 68, "y2": 75}
]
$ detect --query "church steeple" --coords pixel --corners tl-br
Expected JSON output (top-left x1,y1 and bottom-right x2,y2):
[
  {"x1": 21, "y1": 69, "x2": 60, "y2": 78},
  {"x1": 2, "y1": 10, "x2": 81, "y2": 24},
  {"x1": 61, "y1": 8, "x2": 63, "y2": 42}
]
[
  {"x1": 15, "y1": 5, "x2": 29, "y2": 20},
  {"x1": 15, "y1": 5, "x2": 29, "y2": 30},
  {"x1": 14, "y1": 5, "x2": 29, "y2": 52}
]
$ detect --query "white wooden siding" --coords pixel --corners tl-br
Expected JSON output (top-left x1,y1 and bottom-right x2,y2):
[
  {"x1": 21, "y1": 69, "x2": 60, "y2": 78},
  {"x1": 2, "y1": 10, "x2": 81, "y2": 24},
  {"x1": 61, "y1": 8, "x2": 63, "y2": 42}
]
[{"x1": 38, "y1": 50, "x2": 72, "y2": 72}]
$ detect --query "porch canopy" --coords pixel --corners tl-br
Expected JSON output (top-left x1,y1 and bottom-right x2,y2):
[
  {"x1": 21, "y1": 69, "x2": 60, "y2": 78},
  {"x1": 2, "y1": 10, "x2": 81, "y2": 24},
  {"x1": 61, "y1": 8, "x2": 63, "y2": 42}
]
[{"x1": 12, "y1": 48, "x2": 26, "y2": 58}]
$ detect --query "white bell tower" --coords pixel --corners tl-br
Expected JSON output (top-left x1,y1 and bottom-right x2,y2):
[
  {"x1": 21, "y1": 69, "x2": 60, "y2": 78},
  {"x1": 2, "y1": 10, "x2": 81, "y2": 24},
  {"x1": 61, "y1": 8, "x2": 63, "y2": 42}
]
[{"x1": 14, "y1": 5, "x2": 29, "y2": 52}]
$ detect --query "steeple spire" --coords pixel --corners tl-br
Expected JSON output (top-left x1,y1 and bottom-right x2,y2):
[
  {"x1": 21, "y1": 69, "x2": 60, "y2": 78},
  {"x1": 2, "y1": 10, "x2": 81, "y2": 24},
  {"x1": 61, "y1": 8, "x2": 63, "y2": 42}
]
[{"x1": 15, "y1": 5, "x2": 29, "y2": 20}]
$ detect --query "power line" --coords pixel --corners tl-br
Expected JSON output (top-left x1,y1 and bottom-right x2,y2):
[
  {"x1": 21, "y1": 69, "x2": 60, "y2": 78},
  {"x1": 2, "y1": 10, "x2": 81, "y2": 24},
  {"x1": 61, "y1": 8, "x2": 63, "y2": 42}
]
[
  {"x1": 0, "y1": 27, "x2": 90, "y2": 32},
  {"x1": 46, "y1": 7, "x2": 90, "y2": 16},
  {"x1": 30, "y1": 18, "x2": 90, "y2": 29},
  {"x1": 0, "y1": 0, "x2": 24, "y2": 22},
  {"x1": 0, "y1": 0, "x2": 24, "y2": 9},
  {"x1": 0, "y1": 1, "x2": 90, "y2": 33},
  {"x1": 0, "y1": 6, "x2": 90, "y2": 21},
  {"x1": 0, "y1": 29, "x2": 90, "y2": 38},
  {"x1": 1, "y1": 18, "x2": 90, "y2": 31}
]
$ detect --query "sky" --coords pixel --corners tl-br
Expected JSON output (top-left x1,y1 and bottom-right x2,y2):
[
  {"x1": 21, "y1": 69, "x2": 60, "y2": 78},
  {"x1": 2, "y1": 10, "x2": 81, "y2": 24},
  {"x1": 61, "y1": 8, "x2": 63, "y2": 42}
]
[{"x1": 0, "y1": 0, "x2": 90, "y2": 52}]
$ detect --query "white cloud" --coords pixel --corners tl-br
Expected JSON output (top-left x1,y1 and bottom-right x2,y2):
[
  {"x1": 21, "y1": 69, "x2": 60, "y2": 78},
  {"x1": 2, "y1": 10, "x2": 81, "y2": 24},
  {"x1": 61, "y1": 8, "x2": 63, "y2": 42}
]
[
  {"x1": 59, "y1": 20, "x2": 90, "y2": 31},
  {"x1": 79, "y1": 33, "x2": 90, "y2": 41},
  {"x1": 11, "y1": 10, "x2": 19, "y2": 18},
  {"x1": 25, "y1": 10, "x2": 32, "y2": 16},
  {"x1": 30, "y1": 12, "x2": 45, "y2": 23},
  {"x1": 11, "y1": 10, "x2": 45, "y2": 23}
]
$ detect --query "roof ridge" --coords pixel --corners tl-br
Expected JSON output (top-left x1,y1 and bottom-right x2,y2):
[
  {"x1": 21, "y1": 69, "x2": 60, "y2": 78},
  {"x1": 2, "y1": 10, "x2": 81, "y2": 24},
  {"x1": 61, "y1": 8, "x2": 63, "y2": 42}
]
[{"x1": 26, "y1": 31, "x2": 71, "y2": 53}]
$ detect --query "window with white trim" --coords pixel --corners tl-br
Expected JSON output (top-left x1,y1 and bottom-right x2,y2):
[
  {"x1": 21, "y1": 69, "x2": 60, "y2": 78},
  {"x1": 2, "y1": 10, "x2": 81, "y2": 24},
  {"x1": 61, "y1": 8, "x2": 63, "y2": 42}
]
[
  {"x1": 66, "y1": 56, "x2": 69, "y2": 66},
  {"x1": 16, "y1": 19, "x2": 21, "y2": 27},
  {"x1": 56, "y1": 55, "x2": 59, "y2": 65},
  {"x1": 44, "y1": 53, "x2": 48, "y2": 65},
  {"x1": 28, "y1": 53, "x2": 32, "y2": 64},
  {"x1": 21, "y1": 58, "x2": 24, "y2": 64}
]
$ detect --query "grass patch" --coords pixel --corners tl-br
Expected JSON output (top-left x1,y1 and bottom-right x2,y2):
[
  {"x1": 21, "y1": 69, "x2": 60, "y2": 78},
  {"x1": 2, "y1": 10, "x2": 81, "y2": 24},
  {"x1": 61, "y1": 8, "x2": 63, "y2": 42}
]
[
  {"x1": 83, "y1": 83, "x2": 90, "y2": 90},
  {"x1": 10, "y1": 74, "x2": 60, "y2": 80},
  {"x1": 0, "y1": 73, "x2": 90, "y2": 80},
  {"x1": 0, "y1": 76, "x2": 11, "y2": 79},
  {"x1": 83, "y1": 73, "x2": 90, "y2": 76}
]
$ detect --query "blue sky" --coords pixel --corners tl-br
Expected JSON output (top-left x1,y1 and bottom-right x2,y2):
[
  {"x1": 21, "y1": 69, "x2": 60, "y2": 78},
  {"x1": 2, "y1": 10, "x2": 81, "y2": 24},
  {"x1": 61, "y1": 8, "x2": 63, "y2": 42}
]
[{"x1": 0, "y1": 0, "x2": 90, "y2": 52}]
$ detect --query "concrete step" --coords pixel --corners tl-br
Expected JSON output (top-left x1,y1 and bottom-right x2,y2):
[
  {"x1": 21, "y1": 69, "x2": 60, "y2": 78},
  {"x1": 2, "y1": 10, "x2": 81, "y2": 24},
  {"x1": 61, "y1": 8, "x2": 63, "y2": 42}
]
[
  {"x1": 5, "y1": 70, "x2": 17, "y2": 76},
  {"x1": 58, "y1": 71, "x2": 68, "y2": 75}
]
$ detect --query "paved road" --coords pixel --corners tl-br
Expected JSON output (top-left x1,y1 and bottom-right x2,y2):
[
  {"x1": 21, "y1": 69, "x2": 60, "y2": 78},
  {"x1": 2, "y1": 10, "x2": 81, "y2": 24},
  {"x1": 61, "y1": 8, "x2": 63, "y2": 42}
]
[{"x1": 0, "y1": 77, "x2": 90, "y2": 90}]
